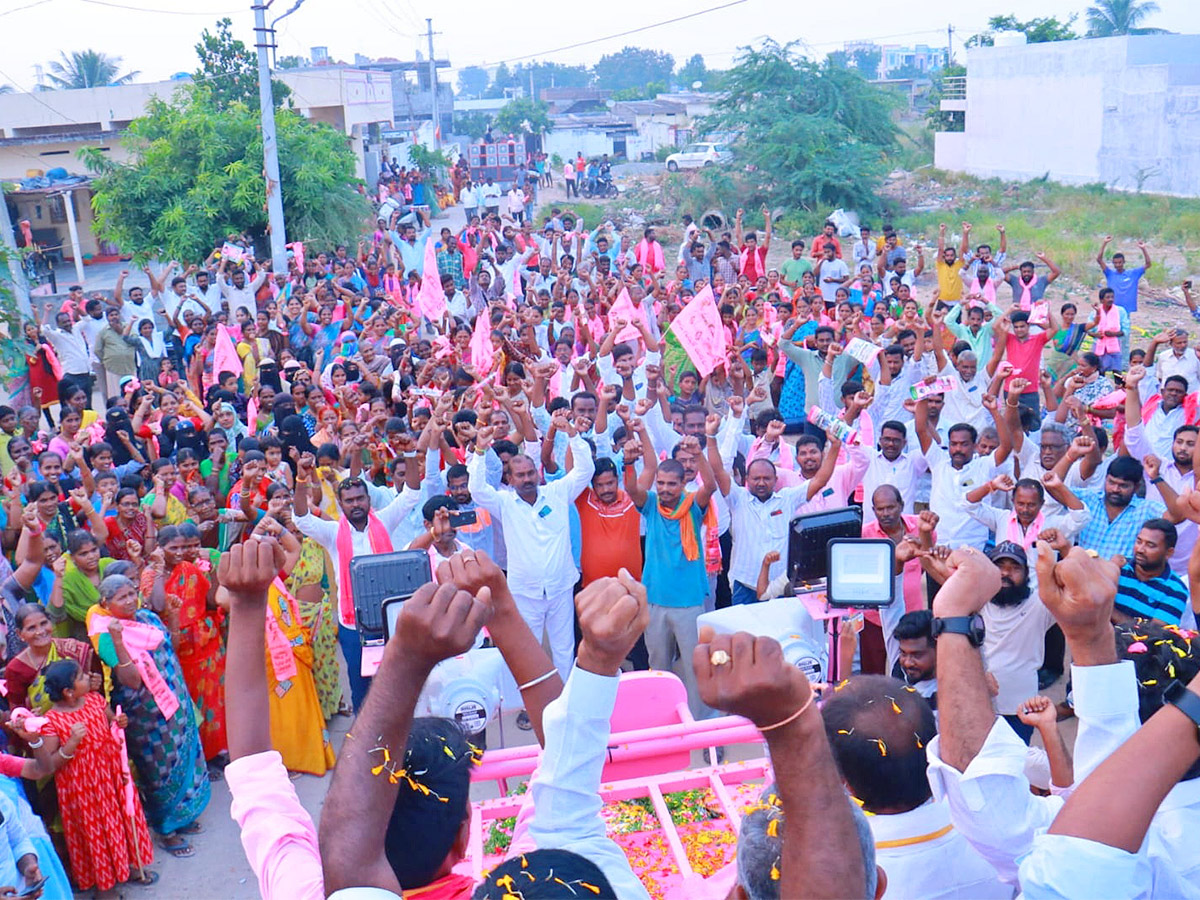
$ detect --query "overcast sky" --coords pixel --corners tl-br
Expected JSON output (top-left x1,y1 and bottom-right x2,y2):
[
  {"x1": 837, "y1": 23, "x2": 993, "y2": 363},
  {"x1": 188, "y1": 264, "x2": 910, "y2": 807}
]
[{"x1": 0, "y1": 0, "x2": 1197, "y2": 92}]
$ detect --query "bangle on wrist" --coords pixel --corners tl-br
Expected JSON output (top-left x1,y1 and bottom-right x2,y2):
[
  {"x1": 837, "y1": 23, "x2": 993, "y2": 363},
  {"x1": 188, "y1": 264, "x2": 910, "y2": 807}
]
[
  {"x1": 27, "y1": 738, "x2": 43, "y2": 749},
  {"x1": 759, "y1": 692, "x2": 817, "y2": 732},
  {"x1": 57, "y1": 748, "x2": 74, "y2": 760}
]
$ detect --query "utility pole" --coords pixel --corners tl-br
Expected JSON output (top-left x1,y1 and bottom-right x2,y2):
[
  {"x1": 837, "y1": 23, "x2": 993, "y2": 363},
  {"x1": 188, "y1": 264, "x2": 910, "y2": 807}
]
[
  {"x1": 947, "y1": 24, "x2": 955, "y2": 67},
  {"x1": 252, "y1": 3, "x2": 289, "y2": 274},
  {"x1": 0, "y1": 189, "x2": 33, "y2": 319},
  {"x1": 426, "y1": 18, "x2": 440, "y2": 149}
]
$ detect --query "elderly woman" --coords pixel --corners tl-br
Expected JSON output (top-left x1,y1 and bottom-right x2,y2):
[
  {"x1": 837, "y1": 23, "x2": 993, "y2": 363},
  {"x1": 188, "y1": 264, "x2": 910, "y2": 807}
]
[
  {"x1": 86, "y1": 574, "x2": 210, "y2": 859},
  {"x1": 5, "y1": 602, "x2": 99, "y2": 712}
]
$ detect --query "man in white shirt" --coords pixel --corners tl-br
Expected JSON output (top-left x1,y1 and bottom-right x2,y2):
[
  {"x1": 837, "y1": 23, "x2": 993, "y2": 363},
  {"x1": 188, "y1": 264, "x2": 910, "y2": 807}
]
[
  {"x1": 292, "y1": 464, "x2": 423, "y2": 709},
  {"x1": 1127, "y1": 362, "x2": 1189, "y2": 460},
  {"x1": 468, "y1": 422, "x2": 594, "y2": 681},
  {"x1": 458, "y1": 180, "x2": 479, "y2": 221},
  {"x1": 218, "y1": 259, "x2": 268, "y2": 320},
  {"x1": 1146, "y1": 326, "x2": 1200, "y2": 388},
  {"x1": 821, "y1": 676, "x2": 1009, "y2": 900},
  {"x1": 1126, "y1": 416, "x2": 1198, "y2": 578},
  {"x1": 480, "y1": 177, "x2": 502, "y2": 216},
  {"x1": 915, "y1": 391, "x2": 1012, "y2": 548},
  {"x1": 813, "y1": 242, "x2": 850, "y2": 298},
  {"x1": 40, "y1": 311, "x2": 94, "y2": 402},
  {"x1": 186, "y1": 265, "x2": 223, "y2": 313},
  {"x1": 862, "y1": 419, "x2": 928, "y2": 524},
  {"x1": 595, "y1": 322, "x2": 661, "y2": 402},
  {"x1": 112, "y1": 269, "x2": 156, "y2": 325}
]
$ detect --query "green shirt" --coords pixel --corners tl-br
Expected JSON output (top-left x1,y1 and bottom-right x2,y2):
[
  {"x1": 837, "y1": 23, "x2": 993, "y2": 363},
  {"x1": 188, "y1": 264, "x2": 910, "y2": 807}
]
[{"x1": 780, "y1": 257, "x2": 813, "y2": 286}]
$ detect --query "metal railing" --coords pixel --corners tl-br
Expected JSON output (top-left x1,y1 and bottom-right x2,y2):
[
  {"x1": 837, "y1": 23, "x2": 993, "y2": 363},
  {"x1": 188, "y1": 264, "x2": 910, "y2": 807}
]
[{"x1": 940, "y1": 75, "x2": 966, "y2": 99}]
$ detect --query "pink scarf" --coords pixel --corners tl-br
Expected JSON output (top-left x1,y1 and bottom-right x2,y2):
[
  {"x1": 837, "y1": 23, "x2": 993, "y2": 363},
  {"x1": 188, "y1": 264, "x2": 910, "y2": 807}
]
[
  {"x1": 1096, "y1": 305, "x2": 1121, "y2": 355},
  {"x1": 266, "y1": 578, "x2": 300, "y2": 682},
  {"x1": 1016, "y1": 275, "x2": 1049, "y2": 326},
  {"x1": 335, "y1": 512, "x2": 393, "y2": 626},
  {"x1": 87, "y1": 613, "x2": 180, "y2": 720},
  {"x1": 748, "y1": 437, "x2": 795, "y2": 470},
  {"x1": 635, "y1": 239, "x2": 665, "y2": 274},
  {"x1": 1006, "y1": 510, "x2": 1044, "y2": 549}
]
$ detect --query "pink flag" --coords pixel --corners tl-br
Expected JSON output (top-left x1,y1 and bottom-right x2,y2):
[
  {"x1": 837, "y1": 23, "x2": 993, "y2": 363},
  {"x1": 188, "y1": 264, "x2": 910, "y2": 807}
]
[
  {"x1": 469, "y1": 310, "x2": 496, "y2": 372},
  {"x1": 608, "y1": 287, "x2": 648, "y2": 345},
  {"x1": 287, "y1": 240, "x2": 305, "y2": 273},
  {"x1": 665, "y1": 285, "x2": 726, "y2": 377},
  {"x1": 414, "y1": 238, "x2": 447, "y2": 322},
  {"x1": 212, "y1": 323, "x2": 242, "y2": 389}
]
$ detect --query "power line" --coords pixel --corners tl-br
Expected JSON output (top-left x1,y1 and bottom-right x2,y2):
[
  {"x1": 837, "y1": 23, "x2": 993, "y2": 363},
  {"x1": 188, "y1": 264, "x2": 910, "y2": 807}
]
[
  {"x1": 0, "y1": 65, "x2": 84, "y2": 124},
  {"x1": 0, "y1": 0, "x2": 53, "y2": 19},
  {"x1": 75, "y1": 0, "x2": 243, "y2": 14},
  {"x1": 482, "y1": 0, "x2": 749, "y2": 66}
]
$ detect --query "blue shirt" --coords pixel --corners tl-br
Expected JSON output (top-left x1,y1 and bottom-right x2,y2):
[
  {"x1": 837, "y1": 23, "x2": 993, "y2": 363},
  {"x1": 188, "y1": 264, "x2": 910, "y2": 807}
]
[
  {"x1": 638, "y1": 490, "x2": 709, "y2": 608},
  {"x1": 1076, "y1": 490, "x2": 1165, "y2": 560},
  {"x1": 1103, "y1": 265, "x2": 1146, "y2": 313},
  {"x1": 1115, "y1": 563, "x2": 1188, "y2": 625}
]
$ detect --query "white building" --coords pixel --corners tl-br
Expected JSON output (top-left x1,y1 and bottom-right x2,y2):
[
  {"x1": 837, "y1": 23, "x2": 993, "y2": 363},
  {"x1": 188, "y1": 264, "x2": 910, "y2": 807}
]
[
  {"x1": 934, "y1": 34, "x2": 1200, "y2": 197},
  {"x1": 0, "y1": 68, "x2": 392, "y2": 275}
]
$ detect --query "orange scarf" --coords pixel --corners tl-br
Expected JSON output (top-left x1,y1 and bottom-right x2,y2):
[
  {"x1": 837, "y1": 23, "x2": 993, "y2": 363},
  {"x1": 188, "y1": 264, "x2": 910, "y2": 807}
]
[{"x1": 658, "y1": 491, "x2": 713, "y2": 563}]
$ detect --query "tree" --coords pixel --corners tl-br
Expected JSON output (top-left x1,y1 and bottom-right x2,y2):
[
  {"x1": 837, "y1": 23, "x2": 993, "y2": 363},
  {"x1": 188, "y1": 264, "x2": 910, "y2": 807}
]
[
  {"x1": 80, "y1": 83, "x2": 369, "y2": 262},
  {"x1": 968, "y1": 13, "x2": 1078, "y2": 46},
  {"x1": 276, "y1": 55, "x2": 307, "y2": 70},
  {"x1": 702, "y1": 41, "x2": 898, "y2": 213},
  {"x1": 850, "y1": 47, "x2": 882, "y2": 79},
  {"x1": 677, "y1": 53, "x2": 708, "y2": 88},
  {"x1": 612, "y1": 81, "x2": 666, "y2": 101},
  {"x1": 43, "y1": 50, "x2": 139, "y2": 90},
  {"x1": 494, "y1": 98, "x2": 552, "y2": 136},
  {"x1": 485, "y1": 63, "x2": 516, "y2": 99},
  {"x1": 452, "y1": 110, "x2": 492, "y2": 140},
  {"x1": 457, "y1": 65, "x2": 490, "y2": 98},
  {"x1": 194, "y1": 17, "x2": 289, "y2": 111},
  {"x1": 925, "y1": 63, "x2": 966, "y2": 132},
  {"x1": 593, "y1": 47, "x2": 674, "y2": 94},
  {"x1": 513, "y1": 62, "x2": 590, "y2": 97},
  {"x1": 1086, "y1": 0, "x2": 1167, "y2": 36}
]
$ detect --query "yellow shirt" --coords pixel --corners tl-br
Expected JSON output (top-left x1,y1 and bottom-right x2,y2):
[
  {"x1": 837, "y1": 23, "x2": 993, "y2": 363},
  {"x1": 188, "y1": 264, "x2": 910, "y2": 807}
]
[{"x1": 936, "y1": 258, "x2": 965, "y2": 301}]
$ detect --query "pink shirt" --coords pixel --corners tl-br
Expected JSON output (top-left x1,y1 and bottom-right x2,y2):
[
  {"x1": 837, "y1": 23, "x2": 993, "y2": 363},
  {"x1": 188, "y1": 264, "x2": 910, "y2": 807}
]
[
  {"x1": 226, "y1": 751, "x2": 327, "y2": 900},
  {"x1": 1003, "y1": 331, "x2": 1049, "y2": 394},
  {"x1": 1095, "y1": 304, "x2": 1121, "y2": 355},
  {"x1": 861, "y1": 515, "x2": 932, "y2": 624}
]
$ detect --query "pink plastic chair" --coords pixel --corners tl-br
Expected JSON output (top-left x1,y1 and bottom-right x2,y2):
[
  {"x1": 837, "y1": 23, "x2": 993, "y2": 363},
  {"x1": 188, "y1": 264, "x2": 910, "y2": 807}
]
[{"x1": 602, "y1": 670, "x2": 694, "y2": 780}]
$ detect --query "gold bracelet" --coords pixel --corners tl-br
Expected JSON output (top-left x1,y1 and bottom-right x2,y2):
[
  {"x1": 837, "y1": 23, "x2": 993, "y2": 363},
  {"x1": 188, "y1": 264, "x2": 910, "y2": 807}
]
[
  {"x1": 116, "y1": 661, "x2": 134, "y2": 669},
  {"x1": 758, "y1": 692, "x2": 817, "y2": 732}
]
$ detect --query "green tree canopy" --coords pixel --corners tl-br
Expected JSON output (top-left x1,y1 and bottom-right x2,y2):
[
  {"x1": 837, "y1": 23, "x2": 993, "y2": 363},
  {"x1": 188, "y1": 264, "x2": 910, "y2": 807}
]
[
  {"x1": 44, "y1": 50, "x2": 139, "y2": 90},
  {"x1": 968, "y1": 13, "x2": 1078, "y2": 46},
  {"x1": 677, "y1": 54, "x2": 708, "y2": 88},
  {"x1": 494, "y1": 98, "x2": 552, "y2": 136},
  {"x1": 593, "y1": 47, "x2": 674, "y2": 94},
  {"x1": 457, "y1": 65, "x2": 490, "y2": 98},
  {"x1": 453, "y1": 110, "x2": 492, "y2": 140},
  {"x1": 514, "y1": 62, "x2": 590, "y2": 97},
  {"x1": 485, "y1": 63, "x2": 516, "y2": 99},
  {"x1": 193, "y1": 17, "x2": 289, "y2": 111},
  {"x1": 702, "y1": 41, "x2": 898, "y2": 213},
  {"x1": 1086, "y1": 0, "x2": 1167, "y2": 36},
  {"x1": 80, "y1": 84, "x2": 369, "y2": 262}
]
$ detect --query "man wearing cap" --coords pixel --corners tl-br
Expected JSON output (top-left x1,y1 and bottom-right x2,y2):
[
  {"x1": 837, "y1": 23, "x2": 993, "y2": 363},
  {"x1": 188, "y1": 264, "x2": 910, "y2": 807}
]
[{"x1": 977, "y1": 541, "x2": 1055, "y2": 743}]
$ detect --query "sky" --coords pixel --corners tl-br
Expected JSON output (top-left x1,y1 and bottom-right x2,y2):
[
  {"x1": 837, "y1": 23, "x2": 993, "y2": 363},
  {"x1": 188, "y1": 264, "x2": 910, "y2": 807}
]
[{"x1": 0, "y1": 0, "x2": 1197, "y2": 93}]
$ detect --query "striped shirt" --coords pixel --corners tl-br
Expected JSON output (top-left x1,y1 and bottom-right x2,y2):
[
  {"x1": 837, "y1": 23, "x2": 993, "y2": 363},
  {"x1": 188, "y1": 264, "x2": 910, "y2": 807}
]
[
  {"x1": 1115, "y1": 563, "x2": 1189, "y2": 625},
  {"x1": 1075, "y1": 491, "x2": 1165, "y2": 560}
]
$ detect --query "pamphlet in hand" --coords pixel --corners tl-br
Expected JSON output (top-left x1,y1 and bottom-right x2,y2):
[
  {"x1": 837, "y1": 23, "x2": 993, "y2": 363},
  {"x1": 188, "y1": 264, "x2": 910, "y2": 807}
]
[{"x1": 910, "y1": 377, "x2": 958, "y2": 401}]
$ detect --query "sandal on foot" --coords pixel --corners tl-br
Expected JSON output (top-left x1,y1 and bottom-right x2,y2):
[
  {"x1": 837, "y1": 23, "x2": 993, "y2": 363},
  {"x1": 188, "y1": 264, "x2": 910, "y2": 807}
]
[
  {"x1": 176, "y1": 821, "x2": 204, "y2": 835},
  {"x1": 131, "y1": 870, "x2": 161, "y2": 886},
  {"x1": 158, "y1": 836, "x2": 195, "y2": 858}
]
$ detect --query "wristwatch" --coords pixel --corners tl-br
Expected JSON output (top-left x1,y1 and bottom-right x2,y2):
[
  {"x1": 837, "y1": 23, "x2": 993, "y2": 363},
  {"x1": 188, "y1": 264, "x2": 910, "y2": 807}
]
[
  {"x1": 930, "y1": 614, "x2": 986, "y2": 648},
  {"x1": 1164, "y1": 679, "x2": 1200, "y2": 741}
]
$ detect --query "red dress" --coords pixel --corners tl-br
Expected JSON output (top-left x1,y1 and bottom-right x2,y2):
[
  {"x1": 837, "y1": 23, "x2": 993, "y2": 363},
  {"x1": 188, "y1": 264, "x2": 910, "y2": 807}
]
[
  {"x1": 45, "y1": 693, "x2": 155, "y2": 891},
  {"x1": 166, "y1": 562, "x2": 227, "y2": 760}
]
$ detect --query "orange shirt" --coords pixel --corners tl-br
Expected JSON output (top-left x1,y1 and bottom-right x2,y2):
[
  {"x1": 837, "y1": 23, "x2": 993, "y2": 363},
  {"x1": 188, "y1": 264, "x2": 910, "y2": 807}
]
[{"x1": 575, "y1": 487, "x2": 642, "y2": 585}]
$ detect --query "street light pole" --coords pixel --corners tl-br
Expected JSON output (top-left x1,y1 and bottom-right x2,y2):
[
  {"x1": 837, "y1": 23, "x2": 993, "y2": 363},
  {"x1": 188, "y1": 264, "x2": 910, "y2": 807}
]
[
  {"x1": 426, "y1": 18, "x2": 440, "y2": 149},
  {"x1": 252, "y1": 2, "x2": 289, "y2": 274},
  {"x1": 0, "y1": 188, "x2": 33, "y2": 319}
]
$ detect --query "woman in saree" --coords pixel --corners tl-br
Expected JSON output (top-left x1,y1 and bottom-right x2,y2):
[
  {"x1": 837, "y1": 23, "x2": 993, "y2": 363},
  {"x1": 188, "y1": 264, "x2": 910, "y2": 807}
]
[
  {"x1": 146, "y1": 526, "x2": 226, "y2": 764},
  {"x1": 246, "y1": 512, "x2": 335, "y2": 773},
  {"x1": 86, "y1": 573, "x2": 209, "y2": 858},
  {"x1": 5, "y1": 603, "x2": 99, "y2": 713},
  {"x1": 269, "y1": 482, "x2": 342, "y2": 718},
  {"x1": 55, "y1": 530, "x2": 117, "y2": 641}
]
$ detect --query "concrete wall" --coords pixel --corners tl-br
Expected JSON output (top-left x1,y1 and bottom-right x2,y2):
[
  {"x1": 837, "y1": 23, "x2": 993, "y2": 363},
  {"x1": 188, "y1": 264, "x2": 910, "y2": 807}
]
[
  {"x1": 543, "y1": 130, "x2": 615, "y2": 161},
  {"x1": 934, "y1": 131, "x2": 966, "y2": 172},
  {"x1": 945, "y1": 35, "x2": 1200, "y2": 196}
]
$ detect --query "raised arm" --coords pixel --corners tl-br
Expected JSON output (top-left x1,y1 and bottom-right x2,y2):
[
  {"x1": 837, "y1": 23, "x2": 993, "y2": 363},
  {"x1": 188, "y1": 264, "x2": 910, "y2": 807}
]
[{"x1": 1095, "y1": 235, "x2": 1111, "y2": 273}]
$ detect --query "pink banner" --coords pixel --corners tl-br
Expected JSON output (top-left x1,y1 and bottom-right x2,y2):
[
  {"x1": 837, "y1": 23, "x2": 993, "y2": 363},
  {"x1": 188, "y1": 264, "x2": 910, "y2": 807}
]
[
  {"x1": 609, "y1": 287, "x2": 648, "y2": 345},
  {"x1": 414, "y1": 238, "x2": 447, "y2": 322},
  {"x1": 469, "y1": 309, "x2": 496, "y2": 372},
  {"x1": 212, "y1": 324, "x2": 242, "y2": 388},
  {"x1": 665, "y1": 285, "x2": 726, "y2": 377}
]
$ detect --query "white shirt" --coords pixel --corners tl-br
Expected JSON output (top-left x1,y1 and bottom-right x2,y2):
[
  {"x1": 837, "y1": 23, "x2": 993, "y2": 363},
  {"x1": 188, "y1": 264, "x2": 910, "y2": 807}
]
[
  {"x1": 937, "y1": 361, "x2": 991, "y2": 432},
  {"x1": 980, "y1": 595, "x2": 1056, "y2": 715},
  {"x1": 725, "y1": 483, "x2": 810, "y2": 587},
  {"x1": 596, "y1": 350, "x2": 662, "y2": 401},
  {"x1": 219, "y1": 270, "x2": 268, "y2": 320},
  {"x1": 817, "y1": 257, "x2": 850, "y2": 296},
  {"x1": 77, "y1": 313, "x2": 107, "y2": 361},
  {"x1": 964, "y1": 504, "x2": 1091, "y2": 579},
  {"x1": 507, "y1": 667, "x2": 651, "y2": 900},
  {"x1": 925, "y1": 445, "x2": 1000, "y2": 548},
  {"x1": 480, "y1": 182, "x2": 502, "y2": 206},
  {"x1": 861, "y1": 448, "x2": 928, "y2": 524},
  {"x1": 467, "y1": 435, "x2": 594, "y2": 596},
  {"x1": 507, "y1": 188, "x2": 526, "y2": 214},
  {"x1": 1157, "y1": 348, "x2": 1200, "y2": 390},
  {"x1": 41, "y1": 324, "x2": 91, "y2": 375},
  {"x1": 459, "y1": 185, "x2": 478, "y2": 207},
  {"x1": 867, "y1": 799, "x2": 1009, "y2": 900},
  {"x1": 119, "y1": 294, "x2": 155, "y2": 326},
  {"x1": 1137, "y1": 374, "x2": 1188, "y2": 459},
  {"x1": 294, "y1": 486, "x2": 424, "y2": 627}
]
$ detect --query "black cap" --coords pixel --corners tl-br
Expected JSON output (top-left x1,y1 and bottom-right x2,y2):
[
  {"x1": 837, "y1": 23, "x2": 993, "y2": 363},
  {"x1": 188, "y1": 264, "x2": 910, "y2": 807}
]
[{"x1": 988, "y1": 541, "x2": 1028, "y2": 567}]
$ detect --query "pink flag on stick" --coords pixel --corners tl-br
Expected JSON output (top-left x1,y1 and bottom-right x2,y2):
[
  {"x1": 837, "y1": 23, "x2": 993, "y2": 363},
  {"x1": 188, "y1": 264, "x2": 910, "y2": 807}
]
[
  {"x1": 665, "y1": 285, "x2": 726, "y2": 377},
  {"x1": 608, "y1": 287, "x2": 648, "y2": 345},
  {"x1": 212, "y1": 324, "x2": 242, "y2": 389},
  {"x1": 414, "y1": 238, "x2": 447, "y2": 322},
  {"x1": 469, "y1": 310, "x2": 496, "y2": 372}
]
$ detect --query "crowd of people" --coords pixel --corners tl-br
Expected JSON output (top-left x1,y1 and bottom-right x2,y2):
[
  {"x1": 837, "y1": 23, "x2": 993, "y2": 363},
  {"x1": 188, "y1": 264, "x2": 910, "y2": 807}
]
[{"x1": 1, "y1": 164, "x2": 1200, "y2": 898}]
